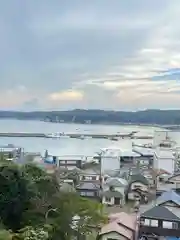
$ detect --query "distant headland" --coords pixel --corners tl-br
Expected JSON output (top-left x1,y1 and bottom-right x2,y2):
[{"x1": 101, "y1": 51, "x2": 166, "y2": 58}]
[{"x1": 0, "y1": 109, "x2": 180, "y2": 126}]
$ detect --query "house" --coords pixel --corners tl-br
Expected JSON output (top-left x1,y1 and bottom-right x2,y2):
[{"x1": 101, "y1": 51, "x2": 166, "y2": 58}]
[
  {"x1": 139, "y1": 205, "x2": 180, "y2": 237},
  {"x1": 60, "y1": 182, "x2": 76, "y2": 193},
  {"x1": 56, "y1": 155, "x2": 84, "y2": 169},
  {"x1": 126, "y1": 174, "x2": 149, "y2": 202},
  {"x1": 102, "y1": 190, "x2": 124, "y2": 206},
  {"x1": 155, "y1": 190, "x2": 180, "y2": 207},
  {"x1": 97, "y1": 212, "x2": 138, "y2": 240},
  {"x1": 168, "y1": 172, "x2": 180, "y2": 188},
  {"x1": 76, "y1": 182, "x2": 100, "y2": 199},
  {"x1": 79, "y1": 168, "x2": 100, "y2": 181},
  {"x1": 102, "y1": 178, "x2": 127, "y2": 206},
  {"x1": 104, "y1": 178, "x2": 128, "y2": 192},
  {"x1": 155, "y1": 168, "x2": 171, "y2": 182}
]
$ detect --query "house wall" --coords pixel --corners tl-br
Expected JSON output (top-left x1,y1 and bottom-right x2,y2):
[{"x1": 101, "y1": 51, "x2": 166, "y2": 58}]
[
  {"x1": 102, "y1": 196, "x2": 115, "y2": 205},
  {"x1": 153, "y1": 131, "x2": 169, "y2": 147},
  {"x1": 103, "y1": 185, "x2": 125, "y2": 194},
  {"x1": 153, "y1": 150, "x2": 175, "y2": 174},
  {"x1": 101, "y1": 156, "x2": 120, "y2": 173},
  {"x1": 99, "y1": 232, "x2": 128, "y2": 240},
  {"x1": 131, "y1": 182, "x2": 148, "y2": 191},
  {"x1": 170, "y1": 175, "x2": 180, "y2": 183},
  {"x1": 79, "y1": 174, "x2": 99, "y2": 181}
]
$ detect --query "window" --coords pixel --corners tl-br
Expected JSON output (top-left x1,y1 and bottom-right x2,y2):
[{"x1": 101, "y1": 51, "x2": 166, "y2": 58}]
[
  {"x1": 144, "y1": 219, "x2": 150, "y2": 226},
  {"x1": 105, "y1": 197, "x2": 111, "y2": 202},
  {"x1": 80, "y1": 192, "x2": 86, "y2": 196},
  {"x1": 151, "y1": 220, "x2": 158, "y2": 227},
  {"x1": 85, "y1": 176, "x2": 92, "y2": 180},
  {"x1": 134, "y1": 184, "x2": 142, "y2": 188},
  {"x1": 80, "y1": 191, "x2": 94, "y2": 197},
  {"x1": 86, "y1": 192, "x2": 94, "y2": 196},
  {"x1": 144, "y1": 219, "x2": 158, "y2": 227},
  {"x1": 172, "y1": 222, "x2": 178, "y2": 229},
  {"x1": 163, "y1": 221, "x2": 172, "y2": 228}
]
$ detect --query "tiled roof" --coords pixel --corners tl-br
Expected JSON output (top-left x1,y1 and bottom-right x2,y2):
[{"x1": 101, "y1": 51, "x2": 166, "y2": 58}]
[
  {"x1": 141, "y1": 205, "x2": 180, "y2": 221},
  {"x1": 99, "y1": 221, "x2": 133, "y2": 239},
  {"x1": 133, "y1": 147, "x2": 154, "y2": 156},
  {"x1": 76, "y1": 182, "x2": 100, "y2": 190},
  {"x1": 108, "y1": 212, "x2": 137, "y2": 231},
  {"x1": 153, "y1": 168, "x2": 171, "y2": 176},
  {"x1": 105, "y1": 177, "x2": 128, "y2": 187},
  {"x1": 156, "y1": 190, "x2": 180, "y2": 206},
  {"x1": 129, "y1": 174, "x2": 149, "y2": 185},
  {"x1": 102, "y1": 190, "x2": 123, "y2": 198}
]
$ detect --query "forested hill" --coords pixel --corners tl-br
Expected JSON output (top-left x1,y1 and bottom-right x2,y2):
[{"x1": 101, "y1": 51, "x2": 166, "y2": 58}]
[{"x1": 0, "y1": 109, "x2": 180, "y2": 125}]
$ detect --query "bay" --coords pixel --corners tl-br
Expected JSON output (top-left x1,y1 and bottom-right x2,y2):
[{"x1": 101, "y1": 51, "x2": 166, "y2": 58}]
[{"x1": 0, "y1": 120, "x2": 169, "y2": 156}]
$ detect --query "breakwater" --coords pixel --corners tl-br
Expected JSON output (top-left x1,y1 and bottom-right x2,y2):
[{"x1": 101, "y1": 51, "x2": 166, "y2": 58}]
[{"x1": 0, "y1": 132, "x2": 153, "y2": 139}]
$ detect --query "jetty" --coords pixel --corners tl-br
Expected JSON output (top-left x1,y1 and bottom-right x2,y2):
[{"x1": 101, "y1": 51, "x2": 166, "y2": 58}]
[{"x1": 0, "y1": 132, "x2": 153, "y2": 139}]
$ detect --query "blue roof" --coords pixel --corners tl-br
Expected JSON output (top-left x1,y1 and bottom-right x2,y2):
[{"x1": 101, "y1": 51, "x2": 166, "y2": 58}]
[
  {"x1": 166, "y1": 237, "x2": 180, "y2": 240},
  {"x1": 157, "y1": 190, "x2": 180, "y2": 205}
]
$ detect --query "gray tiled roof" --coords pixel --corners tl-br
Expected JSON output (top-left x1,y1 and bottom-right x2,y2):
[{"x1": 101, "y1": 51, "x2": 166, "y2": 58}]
[
  {"x1": 106, "y1": 178, "x2": 128, "y2": 187},
  {"x1": 76, "y1": 182, "x2": 100, "y2": 190},
  {"x1": 102, "y1": 190, "x2": 123, "y2": 198},
  {"x1": 81, "y1": 168, "x2": 100, "y2": 175},
  {"x1": 141, "y1": 205, "x2": 180, "y2": 221},
  {"x1": 129, "y1": 174, "x2": 149, "y2": 185}
]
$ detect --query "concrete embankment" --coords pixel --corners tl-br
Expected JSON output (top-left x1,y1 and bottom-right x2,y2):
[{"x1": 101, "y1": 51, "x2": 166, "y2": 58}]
[
  {"x1": 0, "y1": 132, "x2": 153, "y2": 139},
  {"x1": 0, "y1": 133, "x2": 46, "y2": 137}
]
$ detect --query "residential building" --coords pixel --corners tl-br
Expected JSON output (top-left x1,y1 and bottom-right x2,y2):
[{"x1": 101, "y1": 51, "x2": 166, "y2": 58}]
[
  {"x1": 56, "y1": 155, "x2": 84, "y2": 169},
  {"x1": 79, "y1": 168, "x2": 100, "y2": 181},
  {"x1": 76, "y1": 182, "x2": 100, "y2": 199},
  {"x1": 153, "y1": 148, "x2": 175, "y2": 175},
  {"x1": 168, "y1": 172, "x2": 180, "y2": 188},
  {"x1": 126, "y1": 174, "x2": 149, "y2": 202},
  {"x1": 155, "y1": 190, "x2": 180, "y2": 207},
  {"x1": 102, "y1": 177, "x2": 127, "y2": 206},
  {"x1": 139, "y1": 205, "x2": 180, "y2": 237},
  {"x1": 97, "y1": 212, "x2": 138, "y2": 240}
]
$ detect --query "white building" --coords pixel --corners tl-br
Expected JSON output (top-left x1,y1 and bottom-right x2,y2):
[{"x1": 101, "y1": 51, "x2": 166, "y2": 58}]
[
  {"x1": 101, "y1": 147, "x2": 121, "y2": 173},
  {"x1": 153, "y1": 148, "x2": 175, "y2": 174}
]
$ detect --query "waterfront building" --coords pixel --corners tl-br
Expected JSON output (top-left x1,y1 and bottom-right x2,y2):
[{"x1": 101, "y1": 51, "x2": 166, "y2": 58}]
[
  {"x1": 56, "y1": 155, "x2": 86, "y2": 169},
  {"x1": 0, "y1": 144, "x2": 23, "y2": 160}
]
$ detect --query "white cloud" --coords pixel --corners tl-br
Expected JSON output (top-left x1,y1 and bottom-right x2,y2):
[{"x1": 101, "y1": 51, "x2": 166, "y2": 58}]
[
  {"x1": 48, "y1": 90, "x2": 84, "y2": 101},
  {"x1": 1, "y1": 0, "x2": 180, "y2": 110}
]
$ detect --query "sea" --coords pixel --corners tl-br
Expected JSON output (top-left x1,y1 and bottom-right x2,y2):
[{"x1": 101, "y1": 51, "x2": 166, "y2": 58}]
[{"x1": 0, "y1": 119, "x2": 178, "y2": 157}]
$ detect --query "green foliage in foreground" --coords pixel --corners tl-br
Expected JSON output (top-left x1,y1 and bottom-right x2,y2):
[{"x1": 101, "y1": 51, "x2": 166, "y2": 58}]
[{"x1": 0, "y1": 162, "x2": 105, "y2": 239}]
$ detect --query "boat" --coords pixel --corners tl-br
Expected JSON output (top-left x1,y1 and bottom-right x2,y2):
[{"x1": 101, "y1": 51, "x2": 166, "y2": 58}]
[{"x1": 45, "y1": 132, "x2": 69, "y2": 139}]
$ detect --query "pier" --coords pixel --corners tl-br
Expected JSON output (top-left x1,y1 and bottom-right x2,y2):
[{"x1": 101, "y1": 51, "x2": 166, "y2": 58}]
[{"x1": 0, "y1": 132, "x2": 153, "y2": 139}]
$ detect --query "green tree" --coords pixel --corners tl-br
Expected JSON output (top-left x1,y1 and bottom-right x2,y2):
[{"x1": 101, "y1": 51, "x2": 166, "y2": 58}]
[
  {"x1": 0, "y1": 229, "x2": 12, "y2": 240},
  {"x1": 21, "y1": 164, "x2": 59, "y2": 227},
  {"x1": 48, "y1": 193, "x2": 105, "y2": 240},
  {"x1": 0, "y1": 163, "x2": 31, "y2": 231},
  {"x1": 16, "y1": 226, "x2": 49, "y2": 240}
]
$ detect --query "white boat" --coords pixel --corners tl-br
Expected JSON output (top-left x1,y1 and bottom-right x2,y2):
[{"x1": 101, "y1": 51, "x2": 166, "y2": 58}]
[{"x1": 46, "y1": 132, "x2": 69, "y2": 139}]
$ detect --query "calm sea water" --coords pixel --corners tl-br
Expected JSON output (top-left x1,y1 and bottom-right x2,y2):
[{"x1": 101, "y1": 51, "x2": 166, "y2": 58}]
[{"x1": 0, "y1": 120, "x2": 174, "y2": 156}]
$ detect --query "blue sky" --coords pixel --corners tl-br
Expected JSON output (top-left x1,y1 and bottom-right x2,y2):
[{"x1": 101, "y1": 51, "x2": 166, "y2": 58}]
[{"x1": 1, "y1": 0, "x2": 180, "y2": 110}]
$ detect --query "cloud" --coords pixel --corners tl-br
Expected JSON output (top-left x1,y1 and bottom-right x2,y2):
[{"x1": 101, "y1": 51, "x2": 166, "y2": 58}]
[
  {"x1": 48, "y1": 90, "x2": 84, "y2": 102},
  {"x1": 0, "y1": 0, "x2": 180, "y2": 110}
]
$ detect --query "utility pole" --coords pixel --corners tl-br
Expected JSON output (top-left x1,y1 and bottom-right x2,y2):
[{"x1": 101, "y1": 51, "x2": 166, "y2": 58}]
[{"x1": 96, "y1": 151, "x2": 103, "y2": 191}]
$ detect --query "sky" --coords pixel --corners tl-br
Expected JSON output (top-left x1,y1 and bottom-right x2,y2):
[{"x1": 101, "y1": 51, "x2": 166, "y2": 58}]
[{"x1": 1, "y1": 0, "x2": 180, "y2": 111}]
